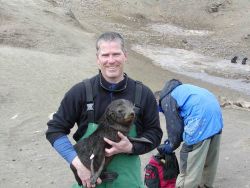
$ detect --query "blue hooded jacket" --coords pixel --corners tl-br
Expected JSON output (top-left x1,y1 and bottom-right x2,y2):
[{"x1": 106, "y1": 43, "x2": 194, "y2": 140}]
[{"x1": 159, "y1": 79, "x2": 223, "y2": 148}]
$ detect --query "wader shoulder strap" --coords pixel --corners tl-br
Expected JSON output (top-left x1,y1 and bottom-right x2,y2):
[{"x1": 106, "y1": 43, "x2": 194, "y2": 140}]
[
  {"x1": 134, "y1": 81, "x2": 142, "y2": 115},
  {"x1": 83, "y1": 79, "x2": 142, "y2": 122},
  {"x1": 83, "y1": 79, "x2": 94, "y2": 123}
]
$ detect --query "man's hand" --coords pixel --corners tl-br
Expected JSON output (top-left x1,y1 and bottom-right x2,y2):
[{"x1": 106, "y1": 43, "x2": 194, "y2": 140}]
[
  {"x1": 104, "y1": 131, "x2": 133, "y2": 157},
  {"x1": 157, "y1": 139, "x2": 174, "y2": 154},
  {"x1": 71, "y1": 156, "x2": 102, "y2": 188}
]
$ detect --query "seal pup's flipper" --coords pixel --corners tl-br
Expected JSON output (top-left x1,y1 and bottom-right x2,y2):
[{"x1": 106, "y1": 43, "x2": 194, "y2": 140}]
[{"x1": 128, "y1": 137, "x2": 153, "y2": 144}]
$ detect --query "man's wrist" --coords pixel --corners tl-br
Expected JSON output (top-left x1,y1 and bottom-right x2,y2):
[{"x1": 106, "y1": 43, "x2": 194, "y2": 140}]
[
  {"x1": 71, "y1": 156, "x2": 83, "y2": 169},
  {"x1": 127, "y1": 143, "x2": 136, "y2": 155},
  {"x1": 127, "y1": 142, "x2": 133, "y2": 154}
]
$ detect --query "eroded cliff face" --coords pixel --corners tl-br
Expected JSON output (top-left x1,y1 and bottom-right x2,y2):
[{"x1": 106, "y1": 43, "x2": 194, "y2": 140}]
[{"x1": 1, "y1": 0, "x2": 250, "y2": 58}]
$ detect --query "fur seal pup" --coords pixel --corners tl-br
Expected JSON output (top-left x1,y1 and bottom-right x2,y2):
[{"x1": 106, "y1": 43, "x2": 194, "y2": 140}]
[
  {"x1": 70, "y1": 99, "x2": 136, "y2": 186},
  {"x1": 231, "y1": 56, "x2": 238, "y2": 63},
  {"x1": 242, "y1": 57, "x2": 248, "y2": 65}
]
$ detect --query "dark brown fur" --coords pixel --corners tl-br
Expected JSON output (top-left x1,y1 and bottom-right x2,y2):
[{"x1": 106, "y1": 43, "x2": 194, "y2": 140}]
[{"x1": 70, "y1": 99, "x2": 135, "y2": 185}]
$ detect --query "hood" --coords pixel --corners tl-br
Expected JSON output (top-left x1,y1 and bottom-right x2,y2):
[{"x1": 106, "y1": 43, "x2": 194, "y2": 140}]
[{"x1": 159, "y1": 79, "x2": 182, "y2": 103}]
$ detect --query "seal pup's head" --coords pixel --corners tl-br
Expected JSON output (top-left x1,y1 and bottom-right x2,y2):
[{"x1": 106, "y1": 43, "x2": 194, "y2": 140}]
[{"x1": 105, "y1": 99, "x2": 135, "y2": 127}]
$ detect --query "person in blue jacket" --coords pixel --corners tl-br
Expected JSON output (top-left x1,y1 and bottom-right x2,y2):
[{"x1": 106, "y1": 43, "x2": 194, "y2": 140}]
[{"x1": 157, "y1": 79, "x2": 223, "y2": 188}]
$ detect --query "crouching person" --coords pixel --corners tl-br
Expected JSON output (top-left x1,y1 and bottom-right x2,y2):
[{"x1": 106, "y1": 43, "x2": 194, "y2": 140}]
[{"x1": 157, "y1": 79, "x2": 223, "y2": 188}]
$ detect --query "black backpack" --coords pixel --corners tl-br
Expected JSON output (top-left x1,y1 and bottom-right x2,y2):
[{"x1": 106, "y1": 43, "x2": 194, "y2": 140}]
[{"x1": 144, "y1": 152, "x2": 179, "y2": 188}]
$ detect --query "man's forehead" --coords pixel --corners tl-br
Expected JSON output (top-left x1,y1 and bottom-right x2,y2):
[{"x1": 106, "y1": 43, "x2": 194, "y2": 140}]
[
  {"x1": 99, "y1": 40, "x2": 122, "y2": 48},
  {"x1": 98, "y1": 43, "x2": 124, "y2": 55}
]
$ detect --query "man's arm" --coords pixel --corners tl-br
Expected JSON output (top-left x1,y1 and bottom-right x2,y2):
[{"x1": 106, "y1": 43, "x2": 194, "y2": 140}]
[
  {"x1": 161, "y1": 94, "x2": 184, "y2": 150},
  {"x1": 46, "y1": 82, "x2": 85, "y2": 144},
  {"x1": 53, "y1": 135, "x2": 77, "y2": 163},
  {"x1": 71, "y1": 156, "x2": 102, "y2": 187},
  {"x1": 46, "y1": 83, "x2": 100, "y2": 187},
  {"x1": 53, "y1": 135, "x2": 102, "y2": 187}
]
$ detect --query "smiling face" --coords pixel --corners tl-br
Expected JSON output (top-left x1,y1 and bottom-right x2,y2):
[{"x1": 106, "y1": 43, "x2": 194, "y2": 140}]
[{"x1": 96, "y1": 40, "x2": 127, "y2": 83}]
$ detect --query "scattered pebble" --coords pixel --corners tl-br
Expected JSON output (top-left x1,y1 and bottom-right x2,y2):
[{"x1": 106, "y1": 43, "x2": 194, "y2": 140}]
[{"x1": 10, "y1": 114, "x2": 19, "y2": 119}]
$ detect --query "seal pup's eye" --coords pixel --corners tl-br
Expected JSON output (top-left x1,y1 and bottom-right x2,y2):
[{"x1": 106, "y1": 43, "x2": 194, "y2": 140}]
[
  {"x1": 110, "y1": 112, "x2": 116, "y2": 119},
  {"x1": 118, "y1": 109, "x2": 123, "y2": 114}
]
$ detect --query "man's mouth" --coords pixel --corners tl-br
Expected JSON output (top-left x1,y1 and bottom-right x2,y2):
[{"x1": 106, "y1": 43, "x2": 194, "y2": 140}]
[{"x1": 107, "y1": 67, "x2": 117, "y2": 71}]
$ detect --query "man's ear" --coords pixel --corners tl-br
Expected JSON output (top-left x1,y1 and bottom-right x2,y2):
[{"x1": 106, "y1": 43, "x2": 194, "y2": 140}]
[
  {"x1": 96, "y1": 54, "x2": 101, "y2": 68},
  {"x1": 96, "y1": 61, "x2": 101, "y2": 69},
  {"x1": 124, "y1": 51, "x2": 128, "y2": 60}
]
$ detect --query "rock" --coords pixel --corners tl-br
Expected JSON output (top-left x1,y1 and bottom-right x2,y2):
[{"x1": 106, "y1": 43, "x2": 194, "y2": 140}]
[{"x1": 208, "y1": 5, "x2": 219, "y2": 13}]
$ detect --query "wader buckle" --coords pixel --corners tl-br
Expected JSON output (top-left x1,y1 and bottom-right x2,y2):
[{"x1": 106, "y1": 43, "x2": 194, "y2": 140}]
[{"x1": 87, "y1": 103, "x2": 94, "y2": 111}]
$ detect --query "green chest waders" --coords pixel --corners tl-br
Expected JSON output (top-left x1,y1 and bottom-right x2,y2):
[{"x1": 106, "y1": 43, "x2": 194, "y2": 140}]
[{"x1": 72, "y1": 122, "x2": 144, "y2": 188}]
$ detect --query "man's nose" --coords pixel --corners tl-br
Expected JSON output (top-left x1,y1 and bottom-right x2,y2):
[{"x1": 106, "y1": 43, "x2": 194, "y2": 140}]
[{"x1": 108, "y1": 55, "x2": 115, "y2": 62}]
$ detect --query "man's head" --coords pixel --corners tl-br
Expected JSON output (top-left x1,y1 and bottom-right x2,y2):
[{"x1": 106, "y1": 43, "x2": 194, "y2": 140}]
[{"x1": 96, "y1": 32, "x2": 127, "y2": 83}]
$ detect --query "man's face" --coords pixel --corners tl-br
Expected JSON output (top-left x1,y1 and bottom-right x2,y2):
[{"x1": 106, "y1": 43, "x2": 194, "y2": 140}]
[{"x1": 96, "y1": 40, "x2": 127, "y2": 83}]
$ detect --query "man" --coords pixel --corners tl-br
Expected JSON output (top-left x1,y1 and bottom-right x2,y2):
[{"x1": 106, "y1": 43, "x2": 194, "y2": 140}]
[
  {"x1": 46, "y1": 32, "x2": 162, "y2": 188},
  {"x1": 157, "y1": 79, "x2": 223, "y2": 188}
]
